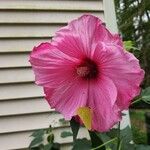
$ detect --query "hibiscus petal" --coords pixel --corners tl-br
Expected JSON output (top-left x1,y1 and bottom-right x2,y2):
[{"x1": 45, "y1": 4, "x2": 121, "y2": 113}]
[
  {"x1": 95, "y1": 43, "x2": 144, "y2": 110},
  {"x1": 52, "y1": 14, "x2": 117, "y2": 58},
  {"x1": 29, "y1": 14, "x2": 144, "y2": 133},
  {"x1": 29, "y1": 42, "x2": 79, "y2": 88},
  {"x1": 112, "y1": 34, "x2": 124, "y2": 47},
  {"x1": 44, "y1": 79, "x2": 88, "y2": 119},
  {"x1": 88, "y1": 76, "x2": 120, "y2": 132}
]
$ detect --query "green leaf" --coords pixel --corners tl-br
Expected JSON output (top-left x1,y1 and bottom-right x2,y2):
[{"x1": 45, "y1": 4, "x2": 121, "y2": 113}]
[
  {"x1": 98, "y1": 133, "x2": 116, "y2": 150},
  {"x1": 98, "y1": 133, "x2": 111, "y2": 142},
  {"x1": 60, "y1": 131, "x2": 73, "y2": 138},
  {"x1": 76, "y1": 107, "x2": 92, "y2": 130},
  {"x1": 120, "y1": 126, "x2": 134, "y2": 150},
  {"x1": 70, "y1": 118, "x2": 80, "y2": 141},
  {"x1": 89, "y1": 131, "x2": 105, "y2": 150},
  {"x1": 123, "y1": 41, "x2": 133, "y2": 50},
  {"x1": 141, "y1": 87, "x2": 150, "y2": 104},
  {"x1": 51, "y1": 143, "x2": 60, "y2": 150},
  {"x1": 47, "y1": 134, "x2": 54, "y2": 143},
  {"x1": 29, "y1": 136, "x2": 43, "y2": 148},
  {"x1": 91, "y1": 137, "x2": 117, "y2": 150},
  {"x1": 30, "y1": 129, "x2": 45, "y2": 138},
  {"x1": 107, "y1": 128, "x2": 118, "y2": 138},
  {"x1": 120, "y1": 126, "x2": 132, "y2": 144},
  {"x1": 135, "y1": 144, "x2": 150, "y2": 150},
  {"x1": 123, "y1": 41, "x2": 139, "y2": 51},
  {"x1": 44, "y1": 143, "x2": 60, "y2": 150},
  {"x1": 59, "y1": 118, "x2": 69, "y2": 125},
  {"x1": 72, "y1": 138, "x2": 91, "y2": 150},
  {"x1": 98, "y1": 128, "x2": 118, "y2": 150},
  {"x1": 44, "y1": 144, "x2": 53, "y2": 150}
]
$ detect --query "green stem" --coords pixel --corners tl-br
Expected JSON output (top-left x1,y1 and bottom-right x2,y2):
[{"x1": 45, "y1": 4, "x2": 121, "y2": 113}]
[
  {"x1": 118, "y1": 140, "x2": 122, "y2": 150},
  {"x1": 131, "y1": 97, "x2": 142, "y2": 105},
  {"x1": 90, "y1": 137, "x2": 117, "y2": 150},
  {"x1": 117, "y1": 122, "x2": 121, "y2": 150}
]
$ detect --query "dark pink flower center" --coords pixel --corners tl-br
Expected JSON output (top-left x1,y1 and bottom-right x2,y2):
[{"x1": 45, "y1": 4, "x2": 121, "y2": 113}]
[{"x1": 76, "y1": 58, "x2": 99, "y2": 80}]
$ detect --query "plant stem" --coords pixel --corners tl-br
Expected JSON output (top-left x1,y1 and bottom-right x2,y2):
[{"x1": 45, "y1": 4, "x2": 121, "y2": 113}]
[
  {"x1": 117, "y1": 122, "x2": 121, "y2": 150},
  {"x1": 90, "y1": 137, "x2": 117, "y2": 150},
  {"x1": 118, "y1": 140, "x2": 122, "y2": 150},
  {"x1": 131, "y1": 97, "x2": 142, "y2": 105}
]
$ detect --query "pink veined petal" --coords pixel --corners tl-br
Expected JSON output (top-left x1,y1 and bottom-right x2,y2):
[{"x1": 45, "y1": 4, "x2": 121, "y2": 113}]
[
  {"x1": 29, "y1": 42, "x2": 79, "y2": 88},
  {"x1": 112, "y1": 34, "x2": 124, "y2": 47},
  {"x1": 44, "y1": 79, "x2": 88, "y2": 120},
  {"x1": 52, "y1": 14, "x2": 118, "y2": 59},
  {"x1": 93, "y1": 42, "x2": 145, "y2": 110},
  {"x1": 29, "y1": 14, "x2": 145, "y2": 132},
  {"x1": 87, "y1": 76, "x2": 120, "y2": 132}
]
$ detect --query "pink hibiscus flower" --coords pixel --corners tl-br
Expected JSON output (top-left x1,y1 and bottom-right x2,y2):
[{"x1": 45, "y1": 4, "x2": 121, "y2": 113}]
[{"x1": 29, "y1": 14, "x2": 144, "y2": 132}]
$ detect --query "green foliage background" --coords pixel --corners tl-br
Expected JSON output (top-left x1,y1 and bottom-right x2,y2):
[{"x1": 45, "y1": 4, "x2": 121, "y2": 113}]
[
  {"x1": 114, "y1": 0, "x2": 150, "y2": 145},
  {"x1": 114, "y1": 0, "x2": 150, "y2": 87}
]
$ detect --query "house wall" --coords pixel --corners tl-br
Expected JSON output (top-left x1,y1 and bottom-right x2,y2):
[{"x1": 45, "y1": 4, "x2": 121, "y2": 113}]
[{"x1": 0, "y1": 0, "x2": 122, "y2": 149}]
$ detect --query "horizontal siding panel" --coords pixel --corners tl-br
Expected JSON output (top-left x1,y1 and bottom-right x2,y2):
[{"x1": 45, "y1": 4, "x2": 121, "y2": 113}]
[
  {"x1": 0, "y1": 68, "x2": 34, "y2": 84},
  {"x1": 0, "y1": 25, "x2": 62, "y2": 38},
  {"x1": 0, "y1": 98, "x2": 52, "y2": 116},
  {"x1": 0, "y1": 53, "x2": 30, "y2": 68},
  {"x1": 0, "y1": 83, "x2": 43, "y2": 100},
  {"x1": 0, "y1": 128, "x2": 89, "y2": 150},
  {"x1": 0, "y1": 0, "x2": 106, "y2": 149},
  {"x1": 0, "y1": 39, "x2": 49, "y2": 53},
  {"x1": 0, "y1": 0, "x2": 102, "y2": 11},
  {"x1": 0, "y1": 112, "x2": 67, "y2": 133},
  {"x1": 0, "y1": 11, "x2": 104, "y2": 24}
]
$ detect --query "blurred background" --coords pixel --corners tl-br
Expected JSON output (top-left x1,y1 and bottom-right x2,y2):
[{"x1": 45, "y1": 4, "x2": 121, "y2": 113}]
[{"x1": 114, "y1": 0, "x2": 150, "y2": 144}]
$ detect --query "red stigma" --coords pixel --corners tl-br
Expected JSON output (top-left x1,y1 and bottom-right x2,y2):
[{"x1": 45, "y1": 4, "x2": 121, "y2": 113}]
[{"x1": 76, "y1": 58, "x2": 99, "y2": 80}]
